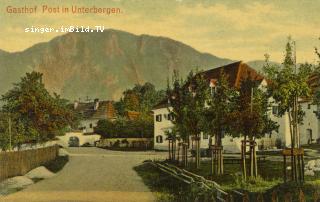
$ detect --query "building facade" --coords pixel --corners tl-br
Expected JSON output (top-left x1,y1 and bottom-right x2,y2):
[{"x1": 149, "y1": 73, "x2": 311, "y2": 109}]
[
  {"x1": 153, "y1": 61, "x2": 320, "y2": 152},
  {"x1": 73, "y1": 99, "x2": 116, "y2": 133}
]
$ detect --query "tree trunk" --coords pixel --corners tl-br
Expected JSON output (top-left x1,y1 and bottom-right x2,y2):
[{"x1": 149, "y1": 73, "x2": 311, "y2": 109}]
[
  {"x1": 242, "y1": 135, "x2": 247, "y2": 180},
  {"x1": 195, "y1": 135, "x2": 200, "y2": 169}
]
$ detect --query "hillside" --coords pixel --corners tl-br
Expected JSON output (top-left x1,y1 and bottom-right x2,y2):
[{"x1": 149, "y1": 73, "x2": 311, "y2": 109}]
[{"x1": 0, "y1": 29, "x2": 235, "y2": 100}]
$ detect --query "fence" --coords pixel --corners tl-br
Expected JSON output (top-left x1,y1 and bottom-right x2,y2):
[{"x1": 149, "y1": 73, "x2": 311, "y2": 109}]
[
  {"x1": 151, "y1": 161, "x2": 320, "y2": 202},
  {"x1": 0, "y1": 145, "x2": 59, "y2": 181}
]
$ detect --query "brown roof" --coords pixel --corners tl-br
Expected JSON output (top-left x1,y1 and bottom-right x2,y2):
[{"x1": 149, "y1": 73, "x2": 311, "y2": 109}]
[
  {"x1": 74, "y1": 100, "x2": 116, "y2": 120},
  {"x1": 201, "y1": 61, "x2": 265, "y2": 89},
  {"x1": 153, "y1": 99, "x2": 169, "y2": 110},
  {"x1": 152, "y1": 61, "x2": 265, "y2": 110}
]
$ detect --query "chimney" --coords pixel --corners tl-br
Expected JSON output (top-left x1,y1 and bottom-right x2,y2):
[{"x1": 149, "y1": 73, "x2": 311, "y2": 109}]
[
  {"x1": 94, "y1": 98, "x2": 99, "y2": 110},
  {"x1": 74, "y1": 101, "x2": 79, "y2": 110}
]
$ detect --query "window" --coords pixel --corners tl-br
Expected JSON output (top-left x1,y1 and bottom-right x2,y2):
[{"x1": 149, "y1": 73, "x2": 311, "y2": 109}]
[
  {"x1": 203, "y1": 133, "x2": 209, "y2": 140},
  {"x1": 168, "y1": 113, "x2": 174, "y2": 121},
  {"x1": 272, "y1": 106, "x2": 279, "y2": 115},
  {"x1": 89, "y1": 123, "x2": 93, "y2": 128},
  {"x1": 308, "y1": 104, "x2": 311, "y2": 109},
  {"x1": 156, "y1": 114, "x2": 162, "y2": 122},
  {"x1": 156, "y1": 135, "x2": 163, "y2": 143}
]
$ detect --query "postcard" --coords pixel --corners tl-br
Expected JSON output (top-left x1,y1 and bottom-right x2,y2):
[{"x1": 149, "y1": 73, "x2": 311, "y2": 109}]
[{"x1": 0, "y1": 1, "x2": 319, "y2": 201}]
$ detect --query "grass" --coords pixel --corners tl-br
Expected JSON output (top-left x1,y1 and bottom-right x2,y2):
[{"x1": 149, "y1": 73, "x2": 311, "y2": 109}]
[
  {"x1": 302, "y1": 143, "x2": 320, "y2": 152},
  {"x1": 135, "y1": 160, "x2": 320, "y2": 201},
  {"x1": 43, "y1": 155, "x2": 69, "y2": 173},
  {"x1": 134, "y1": 163, "x2": 210, "y2": 202}
]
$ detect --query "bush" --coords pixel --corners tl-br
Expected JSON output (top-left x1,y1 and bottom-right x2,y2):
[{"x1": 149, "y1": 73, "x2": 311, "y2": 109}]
[
  {"x1": 94, "y1": 116, "x2": 153, "y2": 138},
  {"x1": 112, "y1": 140, "x2": 120, "y2": 148}
]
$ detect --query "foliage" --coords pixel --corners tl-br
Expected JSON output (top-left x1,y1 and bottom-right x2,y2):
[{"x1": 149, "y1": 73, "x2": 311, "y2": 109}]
[
  {"x1": 0, "y1": 112, "x2": 26, "y2": 151},
  {"x1": 95, "y1": 115, "x2": 153, "y2": 138},
  {"x1": 115, "y1": 82, "x2": 166, "y2": 116},
  {"x1": 313, "y1": 40, "x2": 320, "y2": 118},
  {"x1": 183, "y1": 70, "x2": 209, "y2": 140},
  {"x1": 228, "y1": 78, "x2": 278, "y2": 140},
  {"x1": 167, "y1": 70, "x2": 189, "y2": 142},
  {"x1": 263, "y1": 37, "x2": 313, "y2": 147},
  {"x1": 0, "y1": 71, "x2": 77, "y2": 148},
  {"x1": 203, "y1": 70, "x2": 238, "y2": 146},
  {"x1": 134, "y1": 163, "x2": 213, "y2": 202}
]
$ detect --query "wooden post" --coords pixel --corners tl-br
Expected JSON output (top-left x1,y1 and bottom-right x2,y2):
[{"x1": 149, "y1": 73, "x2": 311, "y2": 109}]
[
  {"x1": 297, "y1": 154, "x2": 301, "y2": 183},
  {"x1": 242, "y1": 141, "x2": 247, "y2": 180},
  {"x1": 253, "y1": 141, "x2": 258, "y2": 177},
  {"x1": 211, "y1": 145, "x2": 214, "y2": 176},
  {"x1": 301, "y1": 154, "x2": 304, "y2": 182},
  {"x1": 220, "y1": 147, "x2": 224, "y2": 175},
  {"x1": 283, "y1": 155, "x2": 287, "y2": 183}
]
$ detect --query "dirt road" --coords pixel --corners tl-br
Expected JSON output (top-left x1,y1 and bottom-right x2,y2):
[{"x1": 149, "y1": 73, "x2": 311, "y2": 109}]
[{"x1": 1, "y1": 147, "x2": 166, "y2": 202}]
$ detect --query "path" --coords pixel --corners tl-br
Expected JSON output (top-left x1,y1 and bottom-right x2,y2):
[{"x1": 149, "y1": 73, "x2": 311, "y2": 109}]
[{"x1": 1, "y1": 147, "x2": 166, "y2": 202}]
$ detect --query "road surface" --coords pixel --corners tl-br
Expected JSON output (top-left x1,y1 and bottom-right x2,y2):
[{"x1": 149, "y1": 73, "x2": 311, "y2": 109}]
[{"x1": 1, "y1": 147, "x2": 166, "y2": 202}]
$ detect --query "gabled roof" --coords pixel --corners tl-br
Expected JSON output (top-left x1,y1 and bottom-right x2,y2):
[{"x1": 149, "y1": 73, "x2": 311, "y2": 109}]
[
  {"x1": 152, "y1": 61, "x2": 266, "y2": 110},
  {"x1": 74, "y1": 100, "x2": 116, "y2": 120},
  {"x1": 153, "y1": 99, "x2": 170, "y2": 110},
  {"x1": 201, "y1": 61, "x2": 265, "y2": 89}
]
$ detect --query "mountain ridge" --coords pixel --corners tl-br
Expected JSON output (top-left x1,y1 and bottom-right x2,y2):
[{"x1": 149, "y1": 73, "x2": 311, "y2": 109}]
[{"x1": 0, "y1": 29, "x2": 268, "y2": 101}]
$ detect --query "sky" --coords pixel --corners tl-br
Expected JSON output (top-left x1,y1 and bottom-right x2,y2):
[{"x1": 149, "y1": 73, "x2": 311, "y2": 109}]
[{"x1": 0, "y1": 0, "x2": 320, "y2": 63}]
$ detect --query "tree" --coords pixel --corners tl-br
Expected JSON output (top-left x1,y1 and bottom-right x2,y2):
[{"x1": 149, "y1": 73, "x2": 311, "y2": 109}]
[
  {"x1": 263, "y1": 37, "x2": 312, "y2": 181},
  {"x1": 203, "y1": 70, "x2": 237, "y2": 175},
  {"x1": 1, "y1": 71, "x2": 76, "y2": 143},
  {"x1": 121, "y1": 82, "x2": 166, "y2": 113},
  {"x1": 183, "y1": 70, "x2": 209, "y2": 168},
  {"x1": 312, "y1": 40, "x2": 320, "y2": 119},
  {"x1": 228, "y1": 77, "x2": 278, "y2": 179},
  {"x1": 167, "y1": 70, "x2": 189, "y2": 167},
  {"x1": 123, "y1": 90, "x2": 140, "y2": 111},
  {"x1": 0, "y1": 112, "x2": 26, "y2": 151}
]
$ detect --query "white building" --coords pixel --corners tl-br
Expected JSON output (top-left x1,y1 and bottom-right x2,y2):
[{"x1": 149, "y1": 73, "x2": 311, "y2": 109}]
[
  {"x1": 73, "y1": 99, "x2": 116, "y2": 133},
  {"x1": 153, "y1": 61, "x2": 320, "y2": 152}
]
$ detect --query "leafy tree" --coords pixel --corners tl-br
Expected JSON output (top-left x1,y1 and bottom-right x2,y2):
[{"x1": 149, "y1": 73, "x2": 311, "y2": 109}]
[
  {"x1": 228, "y1": 77, "x2": 278, "y2": 178},
  {"x1": 312, "y1": 40, "x2": 320, "y2": 119},
  {"x1": 120, "y1": 82, "x2": 166, "y2": 113},
  {"x1": 123, "y1": 90, "x2": 140, "y2": 111},
  {"x1": 183, "y1": 70, "x2": 209, "y2": 168},
  {"x1": 167, "y1": 70, "x2": 189, "y2": 166},
  {"x1": 263, "y1": 37, "x2": 312, "y2": 181},
  {"x1": 203, "y1": 70, "x2": 237, "y2": 175},
  {"x1": 0, "y1": 112, "x2": 26, "y2": 151},
  {"x1": 1, "y1": 71, "x2": 76, "y2": 143},
  {"x1": 263, "y1": 38, "x2": 312, "y2": 148}
]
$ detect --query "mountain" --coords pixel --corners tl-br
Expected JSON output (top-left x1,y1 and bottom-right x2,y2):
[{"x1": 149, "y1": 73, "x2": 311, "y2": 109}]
[
  {"x1": 0, "y1": 29, "x2": 234, "y2": 101},
  {"x1": 247, "y1": 60, "x2": 280, "y2": 74}
]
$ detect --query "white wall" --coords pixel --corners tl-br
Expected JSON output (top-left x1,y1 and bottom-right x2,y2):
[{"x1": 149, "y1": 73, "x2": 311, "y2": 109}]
[
  {"x1": 299, "y1": 102, "x2": 319, "y2": 145},
  {"x1": 80, "y1": 119, "x2": 99, "y2": 133},
  {"x1": 57, "y1": 132, "x2": 101, "y2": 147},
  {"x1": 153, "y1": 107, "x2": 174, "y2": 150}
]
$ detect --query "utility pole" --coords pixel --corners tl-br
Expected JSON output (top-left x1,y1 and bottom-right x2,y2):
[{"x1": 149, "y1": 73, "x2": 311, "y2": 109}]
[{"x1": 8, "y1": 113, "x2": 12, "y2": 151}]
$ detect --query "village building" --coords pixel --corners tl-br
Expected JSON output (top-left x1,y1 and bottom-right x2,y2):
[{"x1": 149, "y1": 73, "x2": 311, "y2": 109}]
[
  {"x1": 152, "y1": 61, "x2": 320, "y2": 152},
  {"x1": 73, "y1": 98, "x2": 116, "y2": 133}
]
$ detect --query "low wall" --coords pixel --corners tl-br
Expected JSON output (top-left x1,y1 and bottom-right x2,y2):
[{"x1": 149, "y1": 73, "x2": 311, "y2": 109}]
[
  {"x1": 57, "y1": 132, "x2": 101, "y2": 147},
  {"x1": 0, "y1": 145, "x2": 59, "y2": 181},
  {"x1": 97, "y1": 138, "x2": 153, "y2": 149}
]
